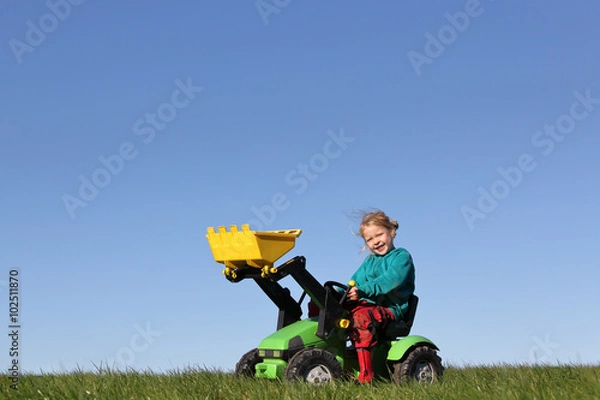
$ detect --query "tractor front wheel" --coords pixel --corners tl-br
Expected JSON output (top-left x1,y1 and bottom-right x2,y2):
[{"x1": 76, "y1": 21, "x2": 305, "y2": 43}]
[
  {"x1": 284, "y1": 348, "x2": 345, "y2": 385},
  {"x1": 391, "y1": 345, "x2": 444, "y2": 384},
  {"x1": 234, "y1": 348, "x2": 262, "y2": 378}
]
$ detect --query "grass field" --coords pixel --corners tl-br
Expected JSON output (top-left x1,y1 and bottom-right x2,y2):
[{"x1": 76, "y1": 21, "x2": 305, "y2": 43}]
[{"x1": 3, "y1": 364, "x2": 599, "y2": 399}]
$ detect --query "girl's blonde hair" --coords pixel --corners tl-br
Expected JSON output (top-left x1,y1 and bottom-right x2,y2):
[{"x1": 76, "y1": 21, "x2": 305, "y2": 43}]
[{"x1": 359, "y1": 209, "x2": 399, "y2": 239}]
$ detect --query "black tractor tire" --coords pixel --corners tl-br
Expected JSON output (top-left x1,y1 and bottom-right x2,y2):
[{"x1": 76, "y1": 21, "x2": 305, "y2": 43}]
[
  {"x1": 284, "y1": 348, "x2": 345, "y2": 385},
  {"x1": 391, "y1": 345, "x2": 444, "y2": 384},
  {"x1": 234, "y1": 348, "x2": 262, "y2": 378}
]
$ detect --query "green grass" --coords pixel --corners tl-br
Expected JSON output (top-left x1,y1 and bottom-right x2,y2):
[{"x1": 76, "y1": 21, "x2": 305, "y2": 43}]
[{"x1": 2, "y1": 365, "x2": 599, "y2": 400}]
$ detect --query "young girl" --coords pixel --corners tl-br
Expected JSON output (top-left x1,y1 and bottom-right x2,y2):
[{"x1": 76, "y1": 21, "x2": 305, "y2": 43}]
[{"x1": 346, "y1": 210, "x2": 415, "y2": 383}]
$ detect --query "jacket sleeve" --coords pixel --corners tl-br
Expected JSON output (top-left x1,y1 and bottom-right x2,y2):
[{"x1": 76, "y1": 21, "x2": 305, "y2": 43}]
[{"x1": 356, "y1": 249, "x2": 414, "y2": 298}]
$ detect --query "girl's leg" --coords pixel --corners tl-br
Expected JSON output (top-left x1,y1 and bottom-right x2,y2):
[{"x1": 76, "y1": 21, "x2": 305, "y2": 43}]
[
  {"x1": 348, "y1": 303, "x2": 394, "y2": 383},
  {"x1": 356, "y1": 348, "x2": 374, "y2": 383}
]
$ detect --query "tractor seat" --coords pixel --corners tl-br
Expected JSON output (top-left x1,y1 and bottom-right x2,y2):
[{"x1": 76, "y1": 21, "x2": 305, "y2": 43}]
[{"x1": 381, "y1": 294, "x2": 419, "y2": 340}]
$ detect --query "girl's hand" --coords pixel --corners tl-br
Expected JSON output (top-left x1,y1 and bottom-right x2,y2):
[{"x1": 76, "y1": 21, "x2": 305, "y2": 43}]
[{"x1": 348, "y1": 287, "x2": 359, "y2": 301}]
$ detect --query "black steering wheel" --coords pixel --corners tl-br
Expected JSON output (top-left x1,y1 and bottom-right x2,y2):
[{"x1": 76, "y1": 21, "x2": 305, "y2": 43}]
[{"x1": 324, "y1": 281, "x2": 351, "y2": 304}]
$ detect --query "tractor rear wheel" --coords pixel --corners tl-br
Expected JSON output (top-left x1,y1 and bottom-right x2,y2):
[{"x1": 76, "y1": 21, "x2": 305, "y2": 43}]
[
  {"x1": 284, "y1": 348, "x2": 345, "y2": 385},
  {"x1": 234, "y1": 348, "x2": 262, "y2": 378},
  {"x1": 391, "y1": 345, "x2": 444, "y2": 384}
]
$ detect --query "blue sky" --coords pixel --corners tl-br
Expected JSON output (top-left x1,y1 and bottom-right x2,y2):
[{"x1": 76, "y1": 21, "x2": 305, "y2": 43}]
[{"x1": 1, "y1": 1, "x2": 599, "y2": 374}]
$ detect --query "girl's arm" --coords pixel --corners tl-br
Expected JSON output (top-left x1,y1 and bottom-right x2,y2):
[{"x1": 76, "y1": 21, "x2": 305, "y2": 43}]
[{"x1": 357, "y1": 249, "x2": 414, "y2": 297}]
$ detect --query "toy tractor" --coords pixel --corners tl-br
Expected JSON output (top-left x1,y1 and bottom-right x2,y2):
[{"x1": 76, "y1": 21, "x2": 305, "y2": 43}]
[{"x1": 206, "y1": 224, "x2": 444, "y2": 384}]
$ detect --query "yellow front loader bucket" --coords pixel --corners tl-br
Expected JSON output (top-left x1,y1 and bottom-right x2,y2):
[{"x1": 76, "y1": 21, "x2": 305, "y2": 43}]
[{"x1": 206, "y1": 224, "x2": 302, "y2": 272}]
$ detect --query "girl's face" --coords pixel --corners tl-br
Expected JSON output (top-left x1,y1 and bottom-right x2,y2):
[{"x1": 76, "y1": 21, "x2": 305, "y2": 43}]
[{"x1": 362, "y1": 224, "x2": 395, "y2": 256}]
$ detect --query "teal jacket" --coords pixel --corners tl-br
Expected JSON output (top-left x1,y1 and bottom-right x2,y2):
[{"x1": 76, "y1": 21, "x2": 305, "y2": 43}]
[{"x1": 350, "y1": 247, "x2": 415, "y2": 321}]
